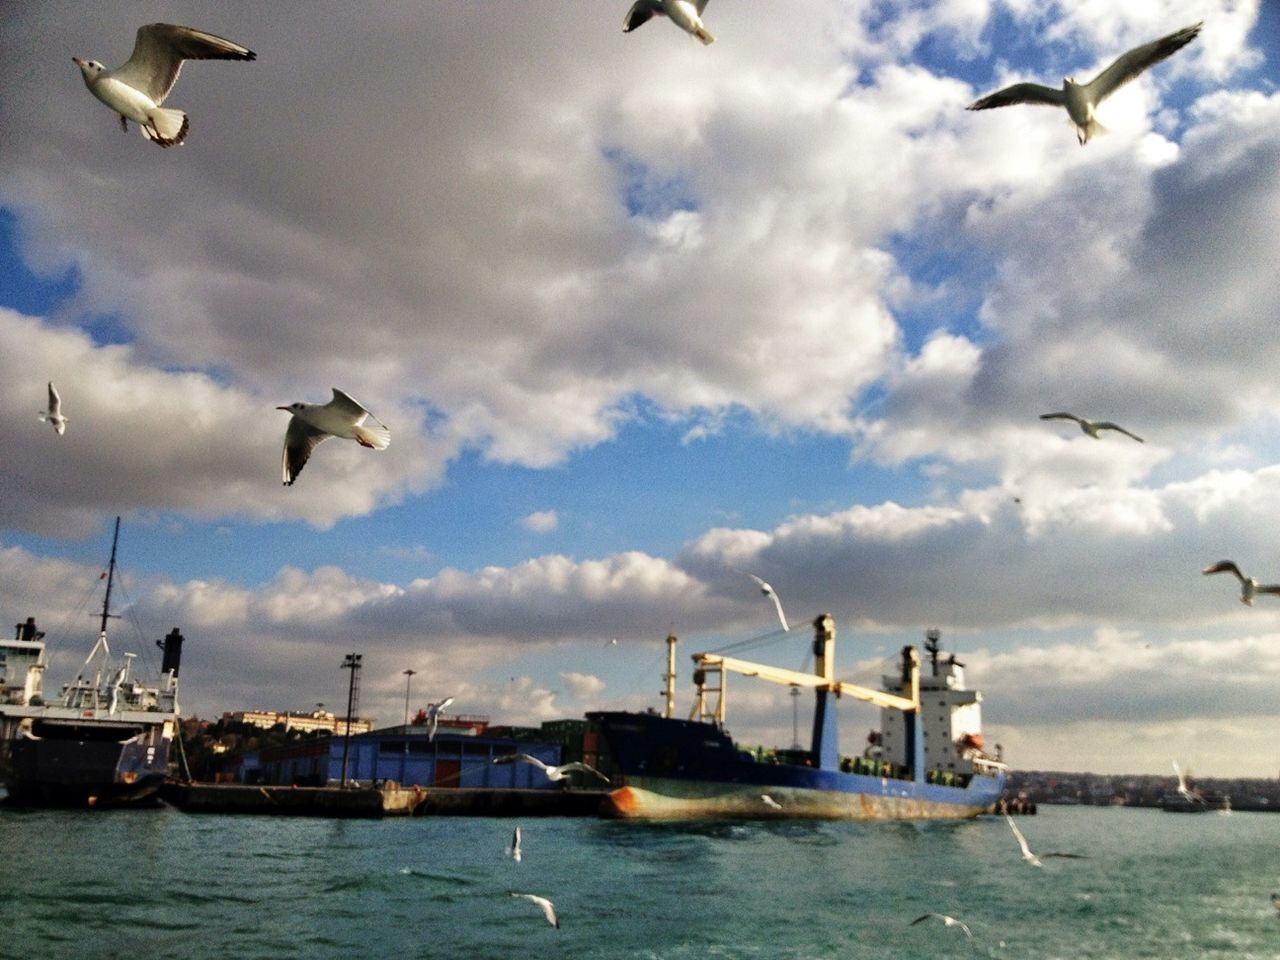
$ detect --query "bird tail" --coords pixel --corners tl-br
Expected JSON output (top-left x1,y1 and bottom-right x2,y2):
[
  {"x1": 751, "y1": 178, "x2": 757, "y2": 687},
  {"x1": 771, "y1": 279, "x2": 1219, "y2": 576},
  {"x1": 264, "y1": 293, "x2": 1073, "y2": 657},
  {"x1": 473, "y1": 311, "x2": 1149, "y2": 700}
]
[
  {"x1": 1077, "y1": 118, "x2": 1106, "y2": 145},
  {"x1": 693, "y1": 26, "x2": 715, "y2": 45},
  {"x1": 354, "y1": 420, "x2": 391, "y2": 450},
  {"x1": 143, "y1": 108, "x2": 190, "y2": 148}
]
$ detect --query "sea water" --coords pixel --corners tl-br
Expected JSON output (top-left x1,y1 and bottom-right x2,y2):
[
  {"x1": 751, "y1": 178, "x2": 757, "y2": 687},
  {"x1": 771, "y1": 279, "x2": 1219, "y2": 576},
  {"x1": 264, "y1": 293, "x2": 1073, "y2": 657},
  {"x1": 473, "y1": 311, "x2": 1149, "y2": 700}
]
[{"x1": 0, "y1": 804, "x2": 1276, "y2": 960}]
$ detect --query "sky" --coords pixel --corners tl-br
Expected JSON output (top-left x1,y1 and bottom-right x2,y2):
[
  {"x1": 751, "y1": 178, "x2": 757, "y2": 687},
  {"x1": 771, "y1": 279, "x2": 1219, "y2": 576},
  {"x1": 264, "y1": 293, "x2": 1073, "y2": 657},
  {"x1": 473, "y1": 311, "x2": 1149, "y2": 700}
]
[{"x1": 1, "y1": 0, "x2": 1279, "y2": 778}]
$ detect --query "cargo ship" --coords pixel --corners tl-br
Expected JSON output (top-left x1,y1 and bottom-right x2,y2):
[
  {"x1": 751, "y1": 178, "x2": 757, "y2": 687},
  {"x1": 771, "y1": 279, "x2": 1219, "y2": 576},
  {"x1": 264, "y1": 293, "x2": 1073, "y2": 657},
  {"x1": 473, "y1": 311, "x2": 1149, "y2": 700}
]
[
  {"x1": 0, "y1": 518, "x2": 184, "y2": 806},
  {"x1": 590, "y1": 615, "x2": 1006, "y2": 820}
]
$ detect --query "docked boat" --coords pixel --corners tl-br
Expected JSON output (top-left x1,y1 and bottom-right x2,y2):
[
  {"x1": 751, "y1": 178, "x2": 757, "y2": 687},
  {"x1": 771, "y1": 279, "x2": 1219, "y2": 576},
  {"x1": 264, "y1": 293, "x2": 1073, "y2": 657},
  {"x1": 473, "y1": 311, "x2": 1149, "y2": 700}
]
[
  {"x1": 590, "y1": 616, "x2": 1006, "y2": 820},
  {"x1": 0, "y1": 518, "x2": 184, "y2": 806}
]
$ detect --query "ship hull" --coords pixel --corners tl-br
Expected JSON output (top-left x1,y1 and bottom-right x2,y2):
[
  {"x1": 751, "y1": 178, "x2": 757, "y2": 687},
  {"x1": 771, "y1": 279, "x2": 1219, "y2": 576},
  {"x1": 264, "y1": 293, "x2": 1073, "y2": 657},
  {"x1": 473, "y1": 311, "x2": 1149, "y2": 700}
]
[
  {"x1": 2, "y1": 718, "x2": 173, "y2": 807},
  {"x1": 590, "y1": 711, "x2": 1004, "y2": 821}
]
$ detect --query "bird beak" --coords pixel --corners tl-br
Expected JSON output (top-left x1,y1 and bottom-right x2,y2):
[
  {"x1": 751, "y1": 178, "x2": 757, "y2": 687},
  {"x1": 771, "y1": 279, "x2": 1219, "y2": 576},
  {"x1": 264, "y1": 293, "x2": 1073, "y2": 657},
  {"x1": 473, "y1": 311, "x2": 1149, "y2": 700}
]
[
  {"x1": 72, "y1": 57, "x2": 83, "y2": 66},
  {"x1": 276, "y1": 405, "x2": 291, "y2": 412}
]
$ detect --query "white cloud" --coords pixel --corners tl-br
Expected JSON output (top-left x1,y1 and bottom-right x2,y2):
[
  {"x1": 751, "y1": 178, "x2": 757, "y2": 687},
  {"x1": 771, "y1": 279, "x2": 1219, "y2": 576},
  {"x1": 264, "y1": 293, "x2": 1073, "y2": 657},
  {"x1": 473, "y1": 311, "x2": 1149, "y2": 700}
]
[{"x1": 520, "y1": 510, "x2": 559, "y2": 534}]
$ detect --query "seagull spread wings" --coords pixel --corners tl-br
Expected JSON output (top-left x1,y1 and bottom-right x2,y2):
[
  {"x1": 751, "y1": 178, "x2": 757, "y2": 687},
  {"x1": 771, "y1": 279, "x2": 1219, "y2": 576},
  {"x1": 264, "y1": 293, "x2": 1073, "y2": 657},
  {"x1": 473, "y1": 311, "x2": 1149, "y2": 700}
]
[
  {"x1": 112, "y1": 23, "x2": 256, "y2": 106},
  {"x1": 1040, "y1": 412, "x2": 1143, "y2": 442},
  {"x1": 509, "y1": 892, "x2": 559, "y2": 928},
  {"x1": 1202, "y1": 561, "x2": 1280, "y2": 605},
  {"x1": 40, "y1": 381, "x2": 67, "y2": 435},
  {"x1": 911, "y1": 914, "x2": 973, "y2": 939},
  {"x1": 747, "y1": 573, "x2": 789, "y2": 632},
  {"x1": 1005, "y1": 814, "x2": 1042, "y2": 867},
  {"x1": 969, "y1": 22, "x2": 1201, "y2": 144}
]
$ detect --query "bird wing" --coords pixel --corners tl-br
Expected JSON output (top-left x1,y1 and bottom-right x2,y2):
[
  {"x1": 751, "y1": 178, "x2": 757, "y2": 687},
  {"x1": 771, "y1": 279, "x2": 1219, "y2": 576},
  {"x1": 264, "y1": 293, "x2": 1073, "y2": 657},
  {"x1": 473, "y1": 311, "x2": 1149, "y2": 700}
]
[
  {"x1": 1005, "y1": 814, "x2": 1034, "y2": 857},
  {"x1": 561, "y1": 762, "x2": 610, "y2": 783},
  {"x1": 1255, "y1": 585, "x2": 1280, "y2": 597},
  {"x1": 1083, "y1": 22, "x2": 1203, "y2": 104},
  {"x1": 281, "y1": 416, "x2": 331, "y2": 485},
  {"x1": 1202, "y1": 561, "x2": 1244, "y2": 581},
  {"x1": 47, "y1": 382, "x2": 61, "y2": 416},
  {"x1": 623, "y1": 1, "x2": 661, "y2": 32},
  {"x1": 495, "y1": 753, "x2": 549, "y2": 771},
  {"x1": 767, "y1": 590, "x2": 789, "y2": 632},
  {"x1": 1039, "y1": 412, "x2": 1082, "y2": 424},
  {"x1": 1094, "y1": 422, "x2": 1144, "y2": 442},
  {"x1": 114, "y1": 23, "x2": 256, "y2": 105},
  {"x1": 696, "y1": 0, "x2": 711, "y2": 14},
  {"x1": 968, "y1": 82, "x2": 1065, "y2": 111},
  {"x1": 511, "y1": 893, "x2": 558, "y2": 928},
  {"x1": 435, "y1": 696, "x2": 455, "y2": 712},
  {"x1": 328, "y1": 387, "x2": 372, "y2": 421}
]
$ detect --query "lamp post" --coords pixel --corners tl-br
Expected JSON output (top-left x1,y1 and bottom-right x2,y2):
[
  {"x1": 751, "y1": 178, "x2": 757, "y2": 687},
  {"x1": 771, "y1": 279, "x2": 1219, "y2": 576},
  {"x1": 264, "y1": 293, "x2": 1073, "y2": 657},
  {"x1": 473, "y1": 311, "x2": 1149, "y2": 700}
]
[
  {"x1": 790, "y1": 684, "x2": 801, "y2": 750},
  {"x1": 402, "y1": 668, "x2": 417, "y2": 727},
  {"x1": 340, "y1": 653, "x2": 362, "y2": 788}
]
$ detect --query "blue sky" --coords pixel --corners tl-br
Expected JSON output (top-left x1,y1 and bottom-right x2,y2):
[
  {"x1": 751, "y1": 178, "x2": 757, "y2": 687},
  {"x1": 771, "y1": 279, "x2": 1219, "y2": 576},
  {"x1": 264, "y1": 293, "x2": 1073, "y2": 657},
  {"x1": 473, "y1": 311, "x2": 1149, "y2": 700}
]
[{"x1": 3, "y1": 2, "x2": 1280, "y2": 776}]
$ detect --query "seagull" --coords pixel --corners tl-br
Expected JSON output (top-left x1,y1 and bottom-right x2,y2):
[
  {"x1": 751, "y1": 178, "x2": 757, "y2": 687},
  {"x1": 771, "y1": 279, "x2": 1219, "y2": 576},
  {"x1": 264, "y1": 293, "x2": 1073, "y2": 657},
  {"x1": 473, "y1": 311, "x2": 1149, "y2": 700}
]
[
  {"x1": 39, "y1": 382, "x2": 68, "y2": 435},
  {"x1": 746, "y1": 574, "x2": 789, "y2": 632},
  {"x1": 507, "y1": 826, "x2": 522, "y2": 863},
  {"x1": 761, "y1": 794, "x2": 782, "y2": 810},
  {"x1": 73, "y1": 23, "x2": 255, "y2": 148},
  {"x1": 623, "y1": 0, "x2": 715, "y2": 45},
  {"x1": 1172, "y1": 761, "x2": 1204, "y2": 804},
  {"x1": 1004, "y1": 814, "x2": 1084, "y2": 863},
  {"x1": 911, "y1": 914, "x2": 973, "y2": 940},
  {"x1": 1202, "y1": 561, "x2": 1280, "y2": 607},
  {"x1": 493, "y1": 754, "x2": 610, "y2": 784},
  {"x1": 1039, "y1": 412, "x2": 1144, "y2": 442},
  {"x1": 1005, "y1": 814, "x2": 1042, "y2": 867},
  {"x1": 968, "y1": 22, "x2": 1202, "y2": 145},
  {"x1": 277, "y1": 388, "x2": 390, "y2": 486},
  {"x1": 509, "y1": 892, "x2": 559, "y2": 929},
  {"x1": 425, "y1": 697, "x2": 455, "y2": 742}
]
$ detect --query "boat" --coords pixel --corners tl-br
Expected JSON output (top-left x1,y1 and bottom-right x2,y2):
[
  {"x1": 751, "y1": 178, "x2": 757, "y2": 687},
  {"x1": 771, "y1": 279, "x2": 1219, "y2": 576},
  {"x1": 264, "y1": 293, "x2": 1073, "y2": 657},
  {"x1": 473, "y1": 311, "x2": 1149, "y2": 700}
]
[
  {"x1": 0, "y1": 518, "x2": 184, "y2": 806},
  {"x1": 589, "y1": 616, "x2": 1007, "y2": 820}
]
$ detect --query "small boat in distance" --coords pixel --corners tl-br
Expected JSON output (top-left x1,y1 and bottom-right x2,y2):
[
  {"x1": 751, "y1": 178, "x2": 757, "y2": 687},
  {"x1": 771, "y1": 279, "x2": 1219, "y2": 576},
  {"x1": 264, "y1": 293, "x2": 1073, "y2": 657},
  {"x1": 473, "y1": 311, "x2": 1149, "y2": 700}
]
[
  {"x1": 590, "y1": 617, "x2": 1006, "y2": 820},
  {"x1": 0, "y1": 518, "x2": 185, "y2": 806}
]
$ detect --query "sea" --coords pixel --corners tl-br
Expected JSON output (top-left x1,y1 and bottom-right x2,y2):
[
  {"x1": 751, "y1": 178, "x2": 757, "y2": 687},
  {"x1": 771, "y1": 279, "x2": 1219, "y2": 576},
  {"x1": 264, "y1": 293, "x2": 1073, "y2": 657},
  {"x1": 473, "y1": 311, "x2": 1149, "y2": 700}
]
[{"x1": 0, "y1": 803, "x2": 1276, "y2": 960}]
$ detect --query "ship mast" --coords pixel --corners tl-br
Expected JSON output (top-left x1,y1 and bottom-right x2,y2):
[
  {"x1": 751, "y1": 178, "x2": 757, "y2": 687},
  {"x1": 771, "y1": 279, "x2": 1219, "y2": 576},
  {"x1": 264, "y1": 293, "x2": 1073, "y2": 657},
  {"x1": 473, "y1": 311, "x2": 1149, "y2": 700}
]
[{"x1": 98, "y1": 516, "x2": 122, "y2": 640}]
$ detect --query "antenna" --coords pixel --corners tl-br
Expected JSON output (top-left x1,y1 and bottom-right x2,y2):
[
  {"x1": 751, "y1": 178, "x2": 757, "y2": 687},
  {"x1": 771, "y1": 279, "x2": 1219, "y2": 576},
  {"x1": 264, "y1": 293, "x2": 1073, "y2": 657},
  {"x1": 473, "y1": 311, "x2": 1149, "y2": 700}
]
[
  {"x1": 340, "y1": 653, "x2": 363, "y2": 787},
  {"x1": 97, "y1": 516, "x2": 123, "y2": 638}
]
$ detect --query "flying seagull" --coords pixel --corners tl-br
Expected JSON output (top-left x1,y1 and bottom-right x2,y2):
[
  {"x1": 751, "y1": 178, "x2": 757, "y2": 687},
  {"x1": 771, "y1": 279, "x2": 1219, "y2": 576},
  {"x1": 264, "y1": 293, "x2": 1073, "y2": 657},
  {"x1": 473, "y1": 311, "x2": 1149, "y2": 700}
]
[
  {"x1": 507, "y1": 826, "x2": 522, "y2": 863},
  {"x1": 73, "y1": 23, "x2": 255, "y2": 148},
  {"x1": 623, "y1": 0, "x2": 715, "y2": 45},
  {"x1": 1005, "y1": 814, "x2": 1042, "y2": 867},
  {"x1": 425, "y1": 697, "x2": 455, "y2": 742},
  {"x1": 746, "y1": 574, "x2": 790, "y2": 632},
  {"x1": 761, "y1": 794, "x2": 783, "y2": 810},
  {"x1": 1172, "y1": 761, "x2": 1204, "y2": 804},
  {"x1": 910, "y1": 914, "x2": 973, "y2": 940},
  {"x1": 1039, "y1": 412, "x2": 1143, "y2": 442},
  {"x1": 968, "y1": 22, "x2": 1202, "y2": 145},
  {"x1": 1004, "y1": 814, "x2": 1084, "y2": 864},
  {"x1": 493, "y1": 754, "x2": 610, "y2": 785},
  {"x1": 509, "y1": 892, "x2": 559, "y2": 929},
  {"x1": 1202, "y1": 561, "x2": 1280, "y2": 607},
  {"x1": 39, "y1": 382, "x2": 68, "y2": 435},
  {"x1": 277, "y1": 388, "x2": 390, "y2": 486}
]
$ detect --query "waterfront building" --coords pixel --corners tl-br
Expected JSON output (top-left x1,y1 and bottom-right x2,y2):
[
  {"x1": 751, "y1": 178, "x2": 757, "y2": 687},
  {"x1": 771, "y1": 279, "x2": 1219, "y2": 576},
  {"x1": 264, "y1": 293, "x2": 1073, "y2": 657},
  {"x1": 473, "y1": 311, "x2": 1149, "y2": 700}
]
[{"x1": 222, "y1": 709, "x2": 373, "y2": 736}]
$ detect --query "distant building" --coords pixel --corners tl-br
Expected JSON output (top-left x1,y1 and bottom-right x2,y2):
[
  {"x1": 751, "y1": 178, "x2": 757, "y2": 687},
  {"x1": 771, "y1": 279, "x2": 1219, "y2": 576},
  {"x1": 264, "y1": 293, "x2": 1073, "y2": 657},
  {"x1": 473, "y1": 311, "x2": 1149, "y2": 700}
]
[
  {"x1": 222, "y1": 709, "x2": 373, "y2": 736},
  {"x1": 240, "y1": 722, "x2": 563, "y2": 788}
]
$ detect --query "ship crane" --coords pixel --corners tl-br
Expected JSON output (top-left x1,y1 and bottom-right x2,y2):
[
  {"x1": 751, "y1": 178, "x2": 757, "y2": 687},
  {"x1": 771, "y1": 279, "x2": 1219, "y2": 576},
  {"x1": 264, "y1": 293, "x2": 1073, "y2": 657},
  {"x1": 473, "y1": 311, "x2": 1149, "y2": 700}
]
[{"x1": 689, "y1": 614, "x2": 919, "y2": 727}]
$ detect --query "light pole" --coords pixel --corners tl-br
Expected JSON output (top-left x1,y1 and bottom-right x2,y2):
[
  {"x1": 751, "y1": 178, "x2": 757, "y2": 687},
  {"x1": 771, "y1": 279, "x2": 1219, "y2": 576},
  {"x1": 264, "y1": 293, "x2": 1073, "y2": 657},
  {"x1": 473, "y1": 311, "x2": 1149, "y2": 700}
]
[
  {"x1": 790, "y1": 684, "x2": 801, "y2": 750},
  {"x1": 340, "y1": 653, "x2": 362, "y2": 788},
  {"x1": 402, "y1": 668, "x2": 417, "y2": 727}
]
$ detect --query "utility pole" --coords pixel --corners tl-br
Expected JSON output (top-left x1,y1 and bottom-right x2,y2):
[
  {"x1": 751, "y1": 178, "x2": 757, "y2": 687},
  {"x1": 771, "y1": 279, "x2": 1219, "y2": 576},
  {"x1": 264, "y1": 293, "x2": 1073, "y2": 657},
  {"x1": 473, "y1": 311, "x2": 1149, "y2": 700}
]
[
  {"x1": 402, "y1": 668, "x2": 417, "y2": 727},
  {"x1": 340, "y1": 653, "x2": 362, "y2": 788},
  {"x1": 790, "y1": 684, "x2": 801, "y2": 749}
]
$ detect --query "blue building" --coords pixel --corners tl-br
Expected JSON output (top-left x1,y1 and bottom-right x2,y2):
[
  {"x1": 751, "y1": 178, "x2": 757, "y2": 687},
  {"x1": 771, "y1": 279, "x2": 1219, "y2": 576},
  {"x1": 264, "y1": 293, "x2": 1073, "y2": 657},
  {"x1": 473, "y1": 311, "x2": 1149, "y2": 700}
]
[{"x1": 242, "y1": 720, "x2": 564, "y2": 789}]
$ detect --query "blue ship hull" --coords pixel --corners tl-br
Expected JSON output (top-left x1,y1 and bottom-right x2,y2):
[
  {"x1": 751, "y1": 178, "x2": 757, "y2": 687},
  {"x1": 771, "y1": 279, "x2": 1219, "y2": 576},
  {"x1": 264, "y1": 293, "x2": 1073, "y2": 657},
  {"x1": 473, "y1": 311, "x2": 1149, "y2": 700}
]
[{"x1": 589, "y1": 711, "x2": 1004, "y2": 820}]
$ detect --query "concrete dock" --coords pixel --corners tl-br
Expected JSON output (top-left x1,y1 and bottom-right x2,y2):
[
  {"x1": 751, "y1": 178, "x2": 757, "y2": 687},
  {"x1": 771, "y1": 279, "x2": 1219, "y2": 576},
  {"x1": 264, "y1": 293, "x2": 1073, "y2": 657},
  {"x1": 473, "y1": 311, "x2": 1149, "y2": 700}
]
[
  {"x1": 161, "y1": 781, "x2": 609, "y2": 817},
  {"x1": 161, "y1": 781, "x2": 422, "y2": 817}
]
